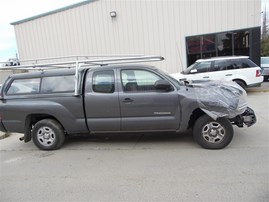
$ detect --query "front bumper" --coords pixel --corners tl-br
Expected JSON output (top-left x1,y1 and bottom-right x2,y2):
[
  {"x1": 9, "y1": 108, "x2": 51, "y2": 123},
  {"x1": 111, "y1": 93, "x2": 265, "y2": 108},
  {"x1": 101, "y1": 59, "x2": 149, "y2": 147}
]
[{"x1": 230, "y1": 107, "x2": 256, "y2": 127}]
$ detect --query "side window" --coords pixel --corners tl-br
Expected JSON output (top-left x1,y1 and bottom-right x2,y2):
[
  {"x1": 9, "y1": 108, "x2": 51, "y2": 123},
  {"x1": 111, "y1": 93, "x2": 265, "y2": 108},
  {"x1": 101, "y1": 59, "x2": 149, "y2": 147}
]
[
  {"x1": 229, "y1": 59, "x2": 256, "y2": 69},
  {"x1": 211, "y1": 60, "x2": 227, "y2": 71},
  {"x1": 228, "y1": 59, "x2": 243, "y2": 69},
  {"x1": 226, "y1": 60, "x2": 236, "y2": 70},
  {"x1": 194, "y1": 61, "x2": 211, "y2": 73},
  {"x1": 7, "y1": 78, "x2": 40, "y2": 95},
  {"x1": 41, "y1": 75, "x2": 75, "y2": 93},
  {"x1": 92, "y1": 70, "x2": 115, "y2": 93},
  {"x1": 121, "y1": 69, "x2": 164, "y2": 92},
  {"x1": 244, "y1": 58, "x2": 258, "y2": 68}
]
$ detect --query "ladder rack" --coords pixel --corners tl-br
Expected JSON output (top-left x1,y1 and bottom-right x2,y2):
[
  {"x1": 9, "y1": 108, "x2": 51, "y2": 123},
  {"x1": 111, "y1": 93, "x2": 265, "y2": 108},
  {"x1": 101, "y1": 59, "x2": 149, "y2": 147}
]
[
  {"x1": 0, "y1": 55, "x2": 164, "y2": 96},
  {"x1": 0, "y1": 55, "x2": 164, "y2": 70}
]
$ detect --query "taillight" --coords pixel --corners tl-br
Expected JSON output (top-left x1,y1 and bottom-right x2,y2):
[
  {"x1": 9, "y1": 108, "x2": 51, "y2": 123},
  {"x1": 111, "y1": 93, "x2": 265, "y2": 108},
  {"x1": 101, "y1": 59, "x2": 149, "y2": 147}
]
[{"x1": 256, "y1": 70, "x2": 261, "y2": 77}]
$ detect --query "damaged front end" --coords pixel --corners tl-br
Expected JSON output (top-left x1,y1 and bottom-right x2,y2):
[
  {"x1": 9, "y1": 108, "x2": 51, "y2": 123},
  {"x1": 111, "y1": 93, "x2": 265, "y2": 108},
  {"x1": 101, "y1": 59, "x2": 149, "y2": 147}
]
[
  {"x1": 230, "y1": 107, "x2": 256, "y2": 127},
  {"x1": 188, "y1": 80, "x2": 257, "y2": 128}
]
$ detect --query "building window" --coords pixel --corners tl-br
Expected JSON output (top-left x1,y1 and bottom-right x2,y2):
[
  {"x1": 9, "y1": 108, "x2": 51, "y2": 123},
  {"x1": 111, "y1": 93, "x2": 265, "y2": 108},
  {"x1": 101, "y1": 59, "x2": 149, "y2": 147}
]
[
  {"x1": 234, "y1": 30, "x2": 249, "y2": 56},
  {"x1": 201, "y1": 35, "x2": 216, "y2": 57},
  {"x1": 217, "y1": 32, "x2": 232, "y2": 56},
  {"x1": 186, "y1": 28, "x2": 257, "y2": 67}
]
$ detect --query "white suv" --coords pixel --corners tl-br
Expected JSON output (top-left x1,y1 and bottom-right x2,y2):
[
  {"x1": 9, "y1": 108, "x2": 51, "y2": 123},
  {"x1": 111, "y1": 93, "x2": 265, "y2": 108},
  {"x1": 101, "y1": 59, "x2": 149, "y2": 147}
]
[{"x1": 171, "y1": 56, "x2": 263, "y2": 89}]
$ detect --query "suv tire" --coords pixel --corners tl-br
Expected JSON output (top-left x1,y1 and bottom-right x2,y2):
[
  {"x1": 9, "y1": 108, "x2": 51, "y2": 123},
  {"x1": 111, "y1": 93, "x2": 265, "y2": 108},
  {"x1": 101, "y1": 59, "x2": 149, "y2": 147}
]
[
  {"x1": 193, "y1": 115, "x2": 233, "y2": 149},
  {"x1": 32, "y1": 119, "x2": 65, "y2": 150}
]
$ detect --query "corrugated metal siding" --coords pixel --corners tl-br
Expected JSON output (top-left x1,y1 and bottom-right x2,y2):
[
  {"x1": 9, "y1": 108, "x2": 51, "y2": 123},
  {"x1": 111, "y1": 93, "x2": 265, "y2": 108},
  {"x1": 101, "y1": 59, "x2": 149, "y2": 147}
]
[{"x1": 13, "y1": 0, "x2": 261, "y2": 73}]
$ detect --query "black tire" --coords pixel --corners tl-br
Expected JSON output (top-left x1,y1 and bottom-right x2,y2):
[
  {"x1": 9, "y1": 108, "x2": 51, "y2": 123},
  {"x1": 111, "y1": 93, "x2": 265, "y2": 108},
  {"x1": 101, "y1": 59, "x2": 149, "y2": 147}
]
[
  {"x1": 193, "y1": 115, "x2": 233, "y2": 149},
  {"x1": 234, "y1": 80, "x2": 246, "y2": 90},
  {"x1": 32, "y1": 119, "x2": 65, "y2": 150}
]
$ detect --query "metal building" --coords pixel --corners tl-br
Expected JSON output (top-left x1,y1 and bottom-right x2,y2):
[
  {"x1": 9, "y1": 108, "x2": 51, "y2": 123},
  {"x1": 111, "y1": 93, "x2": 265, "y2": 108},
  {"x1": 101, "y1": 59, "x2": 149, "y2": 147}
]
[{"x1": 11, "y1": 0, "x2": 261, "y2": 73}]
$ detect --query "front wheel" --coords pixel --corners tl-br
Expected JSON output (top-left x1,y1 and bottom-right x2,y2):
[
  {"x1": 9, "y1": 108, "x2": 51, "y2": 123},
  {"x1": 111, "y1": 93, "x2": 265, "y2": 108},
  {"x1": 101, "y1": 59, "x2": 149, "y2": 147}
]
[
  {"x1": 193, "y1": 115, "x2": 233, "y2": 149},
  {"x1": 32, "y1": 119, "x2": 65, "y2": 150}
]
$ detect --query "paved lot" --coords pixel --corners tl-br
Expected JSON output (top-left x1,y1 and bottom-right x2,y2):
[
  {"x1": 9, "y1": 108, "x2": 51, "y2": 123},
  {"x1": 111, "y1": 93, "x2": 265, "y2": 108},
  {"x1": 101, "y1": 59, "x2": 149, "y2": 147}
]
[{"x1": 0, "y1": 90, "x2": 268, "y2": 201}]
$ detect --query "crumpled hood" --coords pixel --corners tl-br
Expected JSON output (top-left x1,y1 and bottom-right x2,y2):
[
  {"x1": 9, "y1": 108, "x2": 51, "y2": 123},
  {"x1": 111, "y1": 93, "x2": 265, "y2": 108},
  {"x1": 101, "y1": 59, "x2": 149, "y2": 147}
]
[{"x1": 185, "y1": 80, "x2": 248, "y2": 120}]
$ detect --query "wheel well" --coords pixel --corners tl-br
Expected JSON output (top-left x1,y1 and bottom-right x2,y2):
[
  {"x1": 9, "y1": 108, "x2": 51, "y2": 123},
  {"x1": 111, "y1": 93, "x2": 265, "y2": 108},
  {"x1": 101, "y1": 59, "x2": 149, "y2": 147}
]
[
  {"x1": 188, "y1": 108, "x2": 205, "y2": 129},
  {"x1": 24, "y1": 114, "x2": 65, "y2": 139},
  {"x1": 233, "y1": 79, "x2": 246, "y2": 85},
  {"x1": 26, "y1": 114, "x2": 60, "y2": 126}
]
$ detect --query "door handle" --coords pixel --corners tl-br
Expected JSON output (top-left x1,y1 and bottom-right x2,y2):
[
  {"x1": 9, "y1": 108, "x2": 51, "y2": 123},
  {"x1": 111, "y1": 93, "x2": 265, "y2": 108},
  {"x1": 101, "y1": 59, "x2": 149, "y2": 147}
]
[
  {"x1": 203, "y1": 76, "x2": 209, "y2": 78},
  {"x1": 122, "y1": 98, "x2": 134, "y2": 103},
  {"x1": 225, "y1": 74, "x2": 232, "y2": 76}
]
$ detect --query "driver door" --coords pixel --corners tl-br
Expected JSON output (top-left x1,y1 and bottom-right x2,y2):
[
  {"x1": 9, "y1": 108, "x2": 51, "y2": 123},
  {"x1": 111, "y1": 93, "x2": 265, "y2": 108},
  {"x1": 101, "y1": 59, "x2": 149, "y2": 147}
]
[{"x1": 118, "y1": 69, "x2": 180, "y2": 131}]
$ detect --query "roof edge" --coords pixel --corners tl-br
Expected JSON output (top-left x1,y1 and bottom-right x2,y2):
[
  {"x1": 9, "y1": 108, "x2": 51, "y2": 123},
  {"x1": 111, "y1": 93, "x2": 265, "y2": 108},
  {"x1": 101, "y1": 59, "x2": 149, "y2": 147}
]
[{"x1": 11, "y1": 0, "x2": 94, "y2": 25}]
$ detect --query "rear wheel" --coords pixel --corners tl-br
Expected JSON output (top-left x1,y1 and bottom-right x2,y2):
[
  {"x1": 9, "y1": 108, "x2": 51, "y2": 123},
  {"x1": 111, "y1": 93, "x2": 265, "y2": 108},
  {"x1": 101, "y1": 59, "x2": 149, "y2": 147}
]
[
  {"x1": 32, "y1": 119, "x2": 65, "y2": 150},
  {"x1": 193, "y1": 115, "x2": 233, "y2": 149}
]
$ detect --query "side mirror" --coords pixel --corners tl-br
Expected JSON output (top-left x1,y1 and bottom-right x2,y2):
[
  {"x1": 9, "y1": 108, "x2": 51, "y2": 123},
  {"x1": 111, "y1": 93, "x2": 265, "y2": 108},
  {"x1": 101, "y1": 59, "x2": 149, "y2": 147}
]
[
  {"x1": 154, "y1": 80, "x2": 172, "y2": 91},
  {"x1": 190, "y1": 69, "x2": 198, "y2": 74}
]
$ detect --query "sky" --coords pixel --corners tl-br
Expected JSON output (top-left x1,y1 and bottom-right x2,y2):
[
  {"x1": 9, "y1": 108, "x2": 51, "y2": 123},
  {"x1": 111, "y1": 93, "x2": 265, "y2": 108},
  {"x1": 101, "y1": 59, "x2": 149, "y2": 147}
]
[
  {"x1": 0, "y1": 0, "x2": 83, "y2": 61},
  {"x1": 0, "y1": 0, "x2": 268, "y2": 62}
]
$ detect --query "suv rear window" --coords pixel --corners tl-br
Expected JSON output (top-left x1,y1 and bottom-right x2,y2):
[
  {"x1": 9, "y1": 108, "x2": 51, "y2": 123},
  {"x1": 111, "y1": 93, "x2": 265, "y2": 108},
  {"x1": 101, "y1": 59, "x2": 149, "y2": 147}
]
[{"x1": 228, "y1": 58, "x2": 258, "y2": 69}]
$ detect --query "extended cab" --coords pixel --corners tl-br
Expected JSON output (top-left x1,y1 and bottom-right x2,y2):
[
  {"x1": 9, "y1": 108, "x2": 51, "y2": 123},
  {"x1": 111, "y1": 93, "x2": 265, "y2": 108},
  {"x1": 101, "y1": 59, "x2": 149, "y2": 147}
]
[{"x1": 0, "y1": 60, "x2": 257, "y2": 150}]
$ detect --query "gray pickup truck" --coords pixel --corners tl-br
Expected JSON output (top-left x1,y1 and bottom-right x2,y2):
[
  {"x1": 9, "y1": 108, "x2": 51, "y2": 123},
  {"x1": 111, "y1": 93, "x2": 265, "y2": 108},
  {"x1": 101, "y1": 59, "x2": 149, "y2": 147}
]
[{"x1": 0, "y1": 62, "x2": 256, "y2": 150}]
